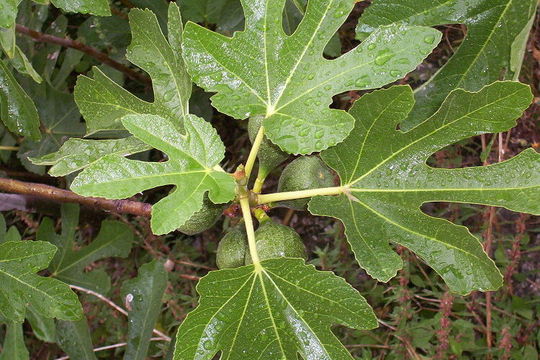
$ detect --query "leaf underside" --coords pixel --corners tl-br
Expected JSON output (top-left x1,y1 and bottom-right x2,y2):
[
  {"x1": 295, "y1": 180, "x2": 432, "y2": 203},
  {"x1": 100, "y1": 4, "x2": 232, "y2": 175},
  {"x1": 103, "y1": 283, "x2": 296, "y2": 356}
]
[
  {"x1": 182, "y1": 0, "x2": 442, "y2": 154},
  {"x1": 174, "y1": 258, "x2": 377, "y2": 360}
]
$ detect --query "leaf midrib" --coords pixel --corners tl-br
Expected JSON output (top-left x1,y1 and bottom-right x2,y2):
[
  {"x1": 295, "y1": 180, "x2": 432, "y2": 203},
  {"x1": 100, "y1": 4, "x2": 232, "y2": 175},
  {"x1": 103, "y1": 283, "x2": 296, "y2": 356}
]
[
  {"x1": 348, "y1": 87, "x2": 522, "y2": 186},
  {"x1": 415, "y1": 1, "x2": 513, "y2": 94},
  {"x1": 270, "y1": 0, "x2": 335, "y2": 112},
  {"x1": 55, "y1": 230, "x2": 126, "y2": 276},
  {"x1": 352, "y1": 197, "x2": 488, "y2": 262},
  {"x1": 131, "y1": 15, "x2": 188, "y2": 117},
  {"x1": 0, "y1": 267, "x2": 62, "y2": 311}
]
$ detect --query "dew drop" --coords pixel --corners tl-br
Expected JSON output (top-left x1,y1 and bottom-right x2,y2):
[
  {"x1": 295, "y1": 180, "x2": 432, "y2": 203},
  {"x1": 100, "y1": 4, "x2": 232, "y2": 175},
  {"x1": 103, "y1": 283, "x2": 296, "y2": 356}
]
[
  {"x1": 390, "y1": 70, "x2": 401, "y2": 77},
  {"x1": 355, "y1": 75, "x2": 370, "y2": 87},
  {"x1": 367, "y1": 43, "x2": 376, "y2": 50},
  {"x1": 202, "y1": 340, "x2": 212, "y2": 350},
  {"x1": 423, "y1": 35, "x2": 436, "y2": 44},
  {"x1": 315, "y1": 130, "x2": 324, "y2": 139},
  {"x1": 375, "y1": 49, "x2": 394, "y2": 66}
]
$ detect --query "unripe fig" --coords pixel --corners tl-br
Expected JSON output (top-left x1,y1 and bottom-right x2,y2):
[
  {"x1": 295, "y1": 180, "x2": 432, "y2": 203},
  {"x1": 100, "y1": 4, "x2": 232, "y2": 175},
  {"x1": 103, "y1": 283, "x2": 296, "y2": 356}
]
[
  {"x1": 277, "y1": 156, "x2": 335, "y2": 210},
  {"x1": 248, "y1": 116, "x2": 289, "y2": 179},
  {"x1": 177, "y1": 195, "x2": 225, "y2": 235},
  {"x1": 216, "y1": 228, "x2": 248, "y2": 269},
  {"x1": 245, "y1": 220, "x2": 307, "y2": 264}
]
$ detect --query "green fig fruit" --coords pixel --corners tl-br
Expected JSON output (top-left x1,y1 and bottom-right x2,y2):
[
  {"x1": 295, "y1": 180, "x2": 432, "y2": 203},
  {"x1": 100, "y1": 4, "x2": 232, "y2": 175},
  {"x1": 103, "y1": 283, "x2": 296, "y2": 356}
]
[
  {"x1": 216, "y1": 228, "x2": 248, "y2": 269},
  {"x1": 248, "y1": 116, "x2": 289, "y2": 179},
  {"x1": 277, "y1": 156, "x2": 335, "y2": 210},
  {"x1": 177, "y1": 195, "x2": 225, "y2": 235},
  {"x1": 245, "y1": 220, "x2": 307, "y2": 264}
]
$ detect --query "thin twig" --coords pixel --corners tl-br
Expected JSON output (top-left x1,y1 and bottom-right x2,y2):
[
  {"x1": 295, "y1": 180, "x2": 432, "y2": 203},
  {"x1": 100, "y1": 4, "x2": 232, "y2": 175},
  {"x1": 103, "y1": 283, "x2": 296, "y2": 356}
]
[
  {"x1": 70, "y1": 285, "x2": 171, "y2": 341},
  {"x1": 0, "y1": 178, "x2": 152, "y2": 216},
  {"x1": 15, "y1": 24, "x2": 150, "y2": 85},
  {"x1": 176, "y1": 259, "x2": 214, "y2": 270},
  {"x1": 54, "y1": 337, "x2": 165, "y2": 360},
  {"x1": 345, "y1": 344, "x2": 391, "y2": 349},
  {"x1": 178, "y1": 273, "x2": 201, "y2": 281},
  {"x1": 70, "y1": 284, "x2": 127, "y2": 316}
]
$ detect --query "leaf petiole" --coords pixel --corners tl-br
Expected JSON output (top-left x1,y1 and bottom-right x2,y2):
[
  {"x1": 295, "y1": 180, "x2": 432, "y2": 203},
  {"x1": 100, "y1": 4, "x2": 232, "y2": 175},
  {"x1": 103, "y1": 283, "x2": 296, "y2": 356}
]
[
  {"x1": 244, "y1": 125, "x2": 265, "y2": 180},
  {"x1": 239, "y1": 194, "x2": 262, "y2": 270},
  {"x1": 252, "y1": 172, "x2": 266, "y2": 193},
  {"x1": 256, "y1": 186, "x2": 345, "y2": 205}
]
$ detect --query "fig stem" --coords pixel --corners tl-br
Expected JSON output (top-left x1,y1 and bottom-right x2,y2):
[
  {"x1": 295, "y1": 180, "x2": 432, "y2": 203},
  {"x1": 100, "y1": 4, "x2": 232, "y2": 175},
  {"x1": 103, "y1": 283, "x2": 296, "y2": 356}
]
[
  {"x1": 244, "y1": 125, "x2": 265, "y2": 181},
  {"x1": 252, "y1": 174, "x2": 266, "y2": 193},
  {"x1": 239, "y1": 192, "x2": 262, "y2": 269},
  {"x1": 256, "y1": 186, "x2": 345, "y2": 204}
]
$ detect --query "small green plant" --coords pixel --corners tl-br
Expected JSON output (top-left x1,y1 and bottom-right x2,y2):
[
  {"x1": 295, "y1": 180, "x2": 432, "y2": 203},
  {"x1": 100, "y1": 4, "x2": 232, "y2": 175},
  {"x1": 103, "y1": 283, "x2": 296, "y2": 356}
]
[{"x1": 0, "y1": 0, "x2": 539, "y2": 358}]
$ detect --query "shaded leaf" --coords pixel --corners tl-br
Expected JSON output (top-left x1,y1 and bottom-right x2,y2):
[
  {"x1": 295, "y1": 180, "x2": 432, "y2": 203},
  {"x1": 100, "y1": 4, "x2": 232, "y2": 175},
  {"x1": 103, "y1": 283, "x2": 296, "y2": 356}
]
[
  {"x1": 50, "y1": 0, "x2": 111, "y2": 16},
  {"x1": 356, "y1": 0, "x2": 538, "y2": 128},
  {"x1": 0, "y1": 59, "x2": 41, "y2": 140},
  {"x1": 0, "y1": 214, "x2": 21, "y2": 243},
  {"x1": 0, "y1": 240, "x2": 83, "y2": 322},
  {"x1": 26, "y1": 306, "x2": 56, "y2": 343},
  {"x1": 182, "y1": 0, "x2": 441, "y2": 154},
  {"x1": 17, "y1": 81, "x2": 85, "y2": 174},
  {"x1": 55, "y1": 319, "x2": 97, "y2": 360},
  {"x1": 174, "y1": 259, "x2": 377, "y2": 359},
  {"x1": 179, "y1": 0, "x2": 238, "y2": 26},
  {"x1": 122, "y1": 260, "x2": 168, "y2": 360},
  {"x1": 37, "y1": 203, "x2": 133, "y2": 294},
  {"x1": 0, "y1": 0, "x2": 21, "y2": 28},
  {"x1": 0, "y1": 321, "x2": 29, "y2": 360},
  {"x1": 71, "y1": 114, "x2": 236, "y2": 235},
  {"x1": 310, "y1": 82, "x2": 537, "y2": 294},
  {"x1": 0, "y1": 22, "x2": 41, "y2": 82}
]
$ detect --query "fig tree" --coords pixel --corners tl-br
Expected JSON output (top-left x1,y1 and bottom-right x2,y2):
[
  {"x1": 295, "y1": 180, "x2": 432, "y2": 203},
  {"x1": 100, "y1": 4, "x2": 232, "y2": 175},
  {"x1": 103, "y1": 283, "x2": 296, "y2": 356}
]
[{"x1": 277, "y1": 156, "x2": 335, "y2": 210}]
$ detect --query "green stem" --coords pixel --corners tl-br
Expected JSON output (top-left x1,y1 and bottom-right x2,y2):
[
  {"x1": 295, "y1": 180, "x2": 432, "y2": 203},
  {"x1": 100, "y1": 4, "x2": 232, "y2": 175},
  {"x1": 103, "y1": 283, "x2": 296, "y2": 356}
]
[
  {"x1": 239, "y1": 194, "x2": 261, "y2": 270},
  {"x1": 253, "y1": 208, "x2": 270, "y2": 223},
  {"x1": 0, "y1": 146, "x2": 19, "y2": 151},
  {"x1": 244, "y1": 125, "x2": 265, "y2": 180},
  {"x1": 257, "y1": 186, "x2": 344, "y2": 204},
  {"x1": 252, "y1": 172, "x2": 266, "y2": 194}
]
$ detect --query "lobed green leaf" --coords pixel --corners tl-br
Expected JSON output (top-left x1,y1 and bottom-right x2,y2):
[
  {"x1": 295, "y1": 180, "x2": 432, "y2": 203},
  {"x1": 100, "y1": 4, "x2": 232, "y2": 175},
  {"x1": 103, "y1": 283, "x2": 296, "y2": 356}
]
[
  {"x1": 174, "y1": 258, "x2": 377, "y2": 360},
  {"x1": 71, "y1": 114, "x2": 236, "y2": 235},
  {"x1": 310, "y1": 82, "x2": 537, "y2": 294},
  {"x1": 0, "y1": 241, "x2": 83, "y2": 322},
  {"x1": 183, "y1": 0, "x2": 441, "y2": 154},
  {"x1": 356, "y1": 0, "x2": 538, "y2": 128}
]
